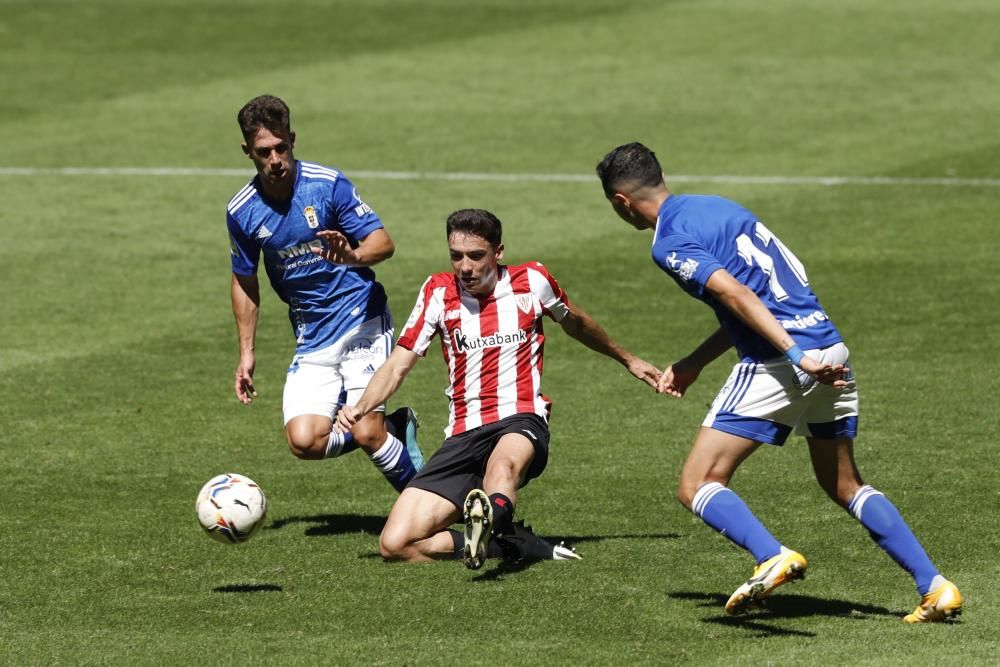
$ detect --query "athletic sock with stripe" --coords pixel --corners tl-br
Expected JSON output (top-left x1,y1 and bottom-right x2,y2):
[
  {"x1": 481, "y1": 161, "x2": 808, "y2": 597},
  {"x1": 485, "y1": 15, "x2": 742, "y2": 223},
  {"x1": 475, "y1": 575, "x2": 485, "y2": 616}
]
[
  {"x1": 692, "y1": 482, "x2": 784, "y2": 564},
  {"x1": 848, "y1": 485, "x2": 939, "y2": 594}
]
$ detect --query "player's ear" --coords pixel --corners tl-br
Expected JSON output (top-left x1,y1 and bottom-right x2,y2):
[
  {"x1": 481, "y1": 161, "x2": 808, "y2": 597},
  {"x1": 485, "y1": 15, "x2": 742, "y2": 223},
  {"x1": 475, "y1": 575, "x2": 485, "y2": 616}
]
[
  {"x1": 495, "y1": 243, "x2": 504, "y2": 261},
  {"x1": 289, "y1": 131, "x2": 296, "y2": 149},
  {"x1": 241, "y1": 142, "x2": 251, "y2": 157}
]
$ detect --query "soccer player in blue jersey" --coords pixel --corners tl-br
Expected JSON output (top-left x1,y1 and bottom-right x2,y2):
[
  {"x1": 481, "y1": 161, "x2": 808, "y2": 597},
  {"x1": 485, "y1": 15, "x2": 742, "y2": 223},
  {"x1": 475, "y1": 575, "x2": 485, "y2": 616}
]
[
  {"x1": 226, "y1": 94, "x2": 423, "y2": 492},
  {"x1": 595, "y1": 142, "x2": 962, "y2": 623}
]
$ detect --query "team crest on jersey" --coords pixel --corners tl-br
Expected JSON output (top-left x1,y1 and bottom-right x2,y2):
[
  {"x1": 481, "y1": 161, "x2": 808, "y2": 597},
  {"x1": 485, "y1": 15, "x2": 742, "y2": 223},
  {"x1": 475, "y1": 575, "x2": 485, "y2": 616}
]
[
  {"x1": 515, "y1": 294, "x2": 533, "y2": 314},
  {"x1": 303, "y1": 206, "x2": 319, "y2": 229}
]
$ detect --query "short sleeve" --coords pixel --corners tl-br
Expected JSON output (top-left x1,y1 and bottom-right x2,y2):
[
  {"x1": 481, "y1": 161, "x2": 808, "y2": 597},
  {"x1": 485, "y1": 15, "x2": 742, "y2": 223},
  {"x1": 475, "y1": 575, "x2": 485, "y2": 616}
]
[
  {"x1": 396, "y1": 277, "x2": 443, "y2": 356},
  {"x1": 328, "y1": 175, "x2": 384, "y2": 242},
  {"x1": 651, "y1": 233, "x2": 723, "y2": 297},
  {"x1": 227, "y1": 212, "x2": 259, "y2": 275},
  {"x1": 526, "y1": 262, "x2": 571, "y2": 322}
]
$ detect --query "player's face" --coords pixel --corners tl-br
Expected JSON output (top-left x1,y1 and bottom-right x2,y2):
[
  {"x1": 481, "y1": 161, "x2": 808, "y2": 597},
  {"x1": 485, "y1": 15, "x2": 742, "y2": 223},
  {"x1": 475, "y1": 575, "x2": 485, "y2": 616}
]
[
  {"x1": 244, "y1": 127, "x2": 296, "y2": 187},
  {"x1": 448, "y1": 232, "x2": 504, "y2": 297}
]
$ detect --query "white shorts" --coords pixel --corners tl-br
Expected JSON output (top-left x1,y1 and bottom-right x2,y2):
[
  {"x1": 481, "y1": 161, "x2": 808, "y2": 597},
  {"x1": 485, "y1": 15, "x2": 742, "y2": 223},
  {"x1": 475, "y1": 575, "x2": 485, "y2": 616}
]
[
  {"x1": 282, "y1": 313, "x2": 393, "y2": 424},
  {"x1": 703, "y1": 342, "x2": 859, "y2": 446}
]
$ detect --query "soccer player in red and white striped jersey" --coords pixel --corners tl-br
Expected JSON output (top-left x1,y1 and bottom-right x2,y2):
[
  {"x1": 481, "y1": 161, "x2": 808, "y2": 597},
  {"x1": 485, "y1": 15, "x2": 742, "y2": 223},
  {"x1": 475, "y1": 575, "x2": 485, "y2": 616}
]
[
  {"x1": 336, "y1": 209, "x2": 660, "y2": 567},
  {"x1": 398, "y1": 248, "x2": 571, "y2": 438}
]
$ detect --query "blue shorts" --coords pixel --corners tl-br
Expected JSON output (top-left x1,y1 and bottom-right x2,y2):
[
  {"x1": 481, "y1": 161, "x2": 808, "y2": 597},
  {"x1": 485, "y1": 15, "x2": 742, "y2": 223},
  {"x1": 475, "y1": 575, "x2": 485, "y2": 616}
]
[{"x1": 703, "y1": 342, "x2": 859, "y2": 446}]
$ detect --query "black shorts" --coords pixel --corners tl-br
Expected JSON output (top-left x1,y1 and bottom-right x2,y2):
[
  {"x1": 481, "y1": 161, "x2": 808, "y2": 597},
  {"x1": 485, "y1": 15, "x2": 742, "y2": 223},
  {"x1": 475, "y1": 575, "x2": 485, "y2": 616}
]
[{"x1": 408, "y1": 413, "x2": 550, "y2": 510}]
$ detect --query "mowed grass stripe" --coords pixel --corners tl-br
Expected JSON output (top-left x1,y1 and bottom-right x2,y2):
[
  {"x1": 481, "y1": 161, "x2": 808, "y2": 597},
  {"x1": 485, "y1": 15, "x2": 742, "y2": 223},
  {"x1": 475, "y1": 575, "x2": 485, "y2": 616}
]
[{"x1": 3, "y1": 166, "x2": 1000, "y2": 187}]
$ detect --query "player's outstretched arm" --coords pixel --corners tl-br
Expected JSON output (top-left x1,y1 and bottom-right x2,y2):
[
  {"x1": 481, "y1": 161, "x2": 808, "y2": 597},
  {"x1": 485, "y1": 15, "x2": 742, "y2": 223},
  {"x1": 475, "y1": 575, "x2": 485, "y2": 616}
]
[
  {"x1": 335, "y1": 346, "x2": 421, "y2": 433},
  {"x1": 558, "y1": 305, "x2": 661, "y2": 390},
  {"x1": 704, "y1": 269, "x2": 847, "y2": 387},
  {"x1": 311, "y1": 228, "x2": 395, "y2": 267},
  {"x1": 657, "y1": 328, "x2": 732, "y2": 397},
  {"x1": 231, "y1": 273, "x2": 261, "y2": 404}
]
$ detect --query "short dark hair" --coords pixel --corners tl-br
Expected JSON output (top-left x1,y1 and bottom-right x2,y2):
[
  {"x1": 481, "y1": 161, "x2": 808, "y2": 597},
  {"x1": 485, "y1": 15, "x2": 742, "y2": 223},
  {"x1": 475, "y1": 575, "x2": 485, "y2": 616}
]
[
  {"x1": 446, "y1": 209, "x2": 503, "y2": 249},
  {"x1": 595, "y1": 142, "x2": 664, "y2": 198},
  {"x1": 237, "y1": 95, "x2": 291, "y2": 143}
]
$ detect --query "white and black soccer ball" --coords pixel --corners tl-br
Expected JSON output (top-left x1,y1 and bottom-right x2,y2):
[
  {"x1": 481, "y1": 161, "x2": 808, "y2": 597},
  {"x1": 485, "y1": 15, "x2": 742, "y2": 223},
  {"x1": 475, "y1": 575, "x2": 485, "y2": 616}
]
[{"x1": 195, "y1": 473, "x2": 267, "y2": 544}]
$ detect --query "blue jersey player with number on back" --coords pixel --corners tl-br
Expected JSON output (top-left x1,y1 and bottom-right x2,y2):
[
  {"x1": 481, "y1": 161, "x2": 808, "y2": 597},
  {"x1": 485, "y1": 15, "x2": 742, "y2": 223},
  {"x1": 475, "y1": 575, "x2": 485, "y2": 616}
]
[
  {"x1": 226, "y1": 95, "x2": 423, "y2": 493},
  {"x1": 596, "y1": 142, "x2": 961, "y2": 623}
]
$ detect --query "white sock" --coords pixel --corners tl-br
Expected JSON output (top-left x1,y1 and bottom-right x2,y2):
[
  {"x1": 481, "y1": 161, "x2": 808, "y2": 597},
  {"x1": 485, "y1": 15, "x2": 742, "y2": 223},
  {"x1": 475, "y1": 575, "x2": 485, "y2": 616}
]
[
  {"x1": 324, "y1": 430, "x2": 349, "y2": 458},
  {"x1": 369, "y1": 435, "x2": 403, "y2": 473},
  {"x1": 927, "y1": 574, "x2": 947, "y2": 594}
]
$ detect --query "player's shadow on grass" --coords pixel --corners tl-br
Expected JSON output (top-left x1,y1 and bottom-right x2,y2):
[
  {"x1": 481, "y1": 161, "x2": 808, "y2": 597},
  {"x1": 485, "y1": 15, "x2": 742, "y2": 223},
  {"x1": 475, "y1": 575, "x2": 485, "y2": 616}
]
[
  {"x1": 549, "y1": 532, "x2": 683, "y2": 545},
  {"x1": 473, "y1": 556, "x2": 540, "y2": 581},
  {"x1": 213, "y1": 584, "x2": 283, "y2": 593},
  {"x1": 266, "y1": 513, "x2": 386, "y2": 537},
  {"x1": 472, "y1": 532, "x2": 683, "y2": 582},
  {"x1": 669, "y1": 591, "x2": 898, "y2": 638}
]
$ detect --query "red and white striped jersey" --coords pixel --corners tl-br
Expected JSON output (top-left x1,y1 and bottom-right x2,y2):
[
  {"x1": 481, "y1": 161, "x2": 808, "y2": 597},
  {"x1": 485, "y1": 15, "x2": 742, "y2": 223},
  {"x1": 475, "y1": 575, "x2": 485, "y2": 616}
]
[{"x1": 397, "y1": 262, "x2": 572, "y2": 437}]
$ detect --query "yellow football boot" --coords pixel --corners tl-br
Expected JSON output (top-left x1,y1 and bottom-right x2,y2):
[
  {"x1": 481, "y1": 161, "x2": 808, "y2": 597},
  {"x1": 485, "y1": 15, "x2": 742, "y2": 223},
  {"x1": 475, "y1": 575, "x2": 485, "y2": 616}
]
[
  {"x1": 725, "y1": 547, "x2": 808, "y2": 615},
  {"x1": 903, "y1": 579, "x2": 963, "y2": 624}
]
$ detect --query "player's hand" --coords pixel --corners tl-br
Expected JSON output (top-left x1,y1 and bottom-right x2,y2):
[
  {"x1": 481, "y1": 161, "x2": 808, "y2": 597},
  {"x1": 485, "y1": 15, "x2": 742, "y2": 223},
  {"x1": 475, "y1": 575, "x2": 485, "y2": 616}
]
[
  {"x1": 234, "y1": 356, "x2": 257, "y2": 404},
  {"x1": 627, "y1": 357, "x2": 663, "y2": 390},
  {"x1": 797, "y1": 355, "x2": 849, "y2": 388},
  {"x1": 657, "y1": 358, "x2": 701, "y2": 398},
  {"x1": 335, "y1": 405, "x2": 363, "y2": 433},
  {"x1": 311, "y1": 230, "x2": 359, "y2": 265}
]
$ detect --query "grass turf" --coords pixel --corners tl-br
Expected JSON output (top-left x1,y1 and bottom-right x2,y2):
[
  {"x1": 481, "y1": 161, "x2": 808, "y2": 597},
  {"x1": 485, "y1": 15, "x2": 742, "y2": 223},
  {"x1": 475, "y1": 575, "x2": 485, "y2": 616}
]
[{"x1": 2, "y1": 1, "x2": 998, "y2": 664}]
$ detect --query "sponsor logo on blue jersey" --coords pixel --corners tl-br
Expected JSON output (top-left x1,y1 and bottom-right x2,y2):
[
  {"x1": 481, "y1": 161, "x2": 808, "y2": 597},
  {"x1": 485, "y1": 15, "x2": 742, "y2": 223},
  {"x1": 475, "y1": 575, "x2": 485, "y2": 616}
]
[
  {"x1": 779, "y1": 309, "x2": 830, "y2": 330},
  {"x1": 664, "y1": 251, "x2": 699, "y2": 282},
  {"x1": 278, "y1": 239, "x2": 324, "y2": 260},
  {"x1": 351, "y1": 187, "x2": 373, "y2": 218}
]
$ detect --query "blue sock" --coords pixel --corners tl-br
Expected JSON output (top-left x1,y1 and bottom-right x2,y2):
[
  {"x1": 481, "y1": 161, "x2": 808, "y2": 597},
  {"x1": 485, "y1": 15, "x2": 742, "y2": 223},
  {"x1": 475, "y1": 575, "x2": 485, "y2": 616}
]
[
  {"x1": 849, "y1": 486, "x2": 939, "y2": 594},
  {"x1": 369, "y1": 434, "x2": 418, "y2": 492},
  {"x1": 692, "y1": 482, "x2": 783, "y2": 564}
]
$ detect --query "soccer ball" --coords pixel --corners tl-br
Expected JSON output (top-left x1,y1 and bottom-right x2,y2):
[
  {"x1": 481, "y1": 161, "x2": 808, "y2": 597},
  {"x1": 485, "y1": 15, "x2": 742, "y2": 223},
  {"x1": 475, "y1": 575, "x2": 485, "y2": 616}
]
[{"x1": 195, "y1": 473, "x2": 268, "y2": 544}]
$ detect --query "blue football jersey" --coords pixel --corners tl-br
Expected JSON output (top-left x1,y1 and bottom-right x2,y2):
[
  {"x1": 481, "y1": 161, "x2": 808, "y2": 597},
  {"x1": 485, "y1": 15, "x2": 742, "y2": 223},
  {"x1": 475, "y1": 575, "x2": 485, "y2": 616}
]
[
  {"x1": 652, "y1": 194, "x2": 842, "y2": 361},
  {"x1": 226, "y1": 161, "x2": 388, "y2": 354}
]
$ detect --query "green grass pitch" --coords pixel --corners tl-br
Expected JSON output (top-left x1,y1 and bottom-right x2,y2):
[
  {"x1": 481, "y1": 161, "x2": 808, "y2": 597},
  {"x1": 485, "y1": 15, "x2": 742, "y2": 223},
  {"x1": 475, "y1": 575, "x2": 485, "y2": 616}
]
[{"x1": 2, "y1": 0, "x2": 999, "y2": 664}]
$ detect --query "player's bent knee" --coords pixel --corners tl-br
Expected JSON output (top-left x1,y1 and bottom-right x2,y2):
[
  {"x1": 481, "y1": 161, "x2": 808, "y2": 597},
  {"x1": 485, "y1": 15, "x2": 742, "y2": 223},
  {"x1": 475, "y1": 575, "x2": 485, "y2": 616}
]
[
  {"x1": 379, "y1": 530, "x2": 415, "y2": 562},
  {"x1": 283, "y1": 428, "x2": 325, "y2": 460},
  {"x1": 285, "y1": 438, "x2": 323, "y2": 460}
]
